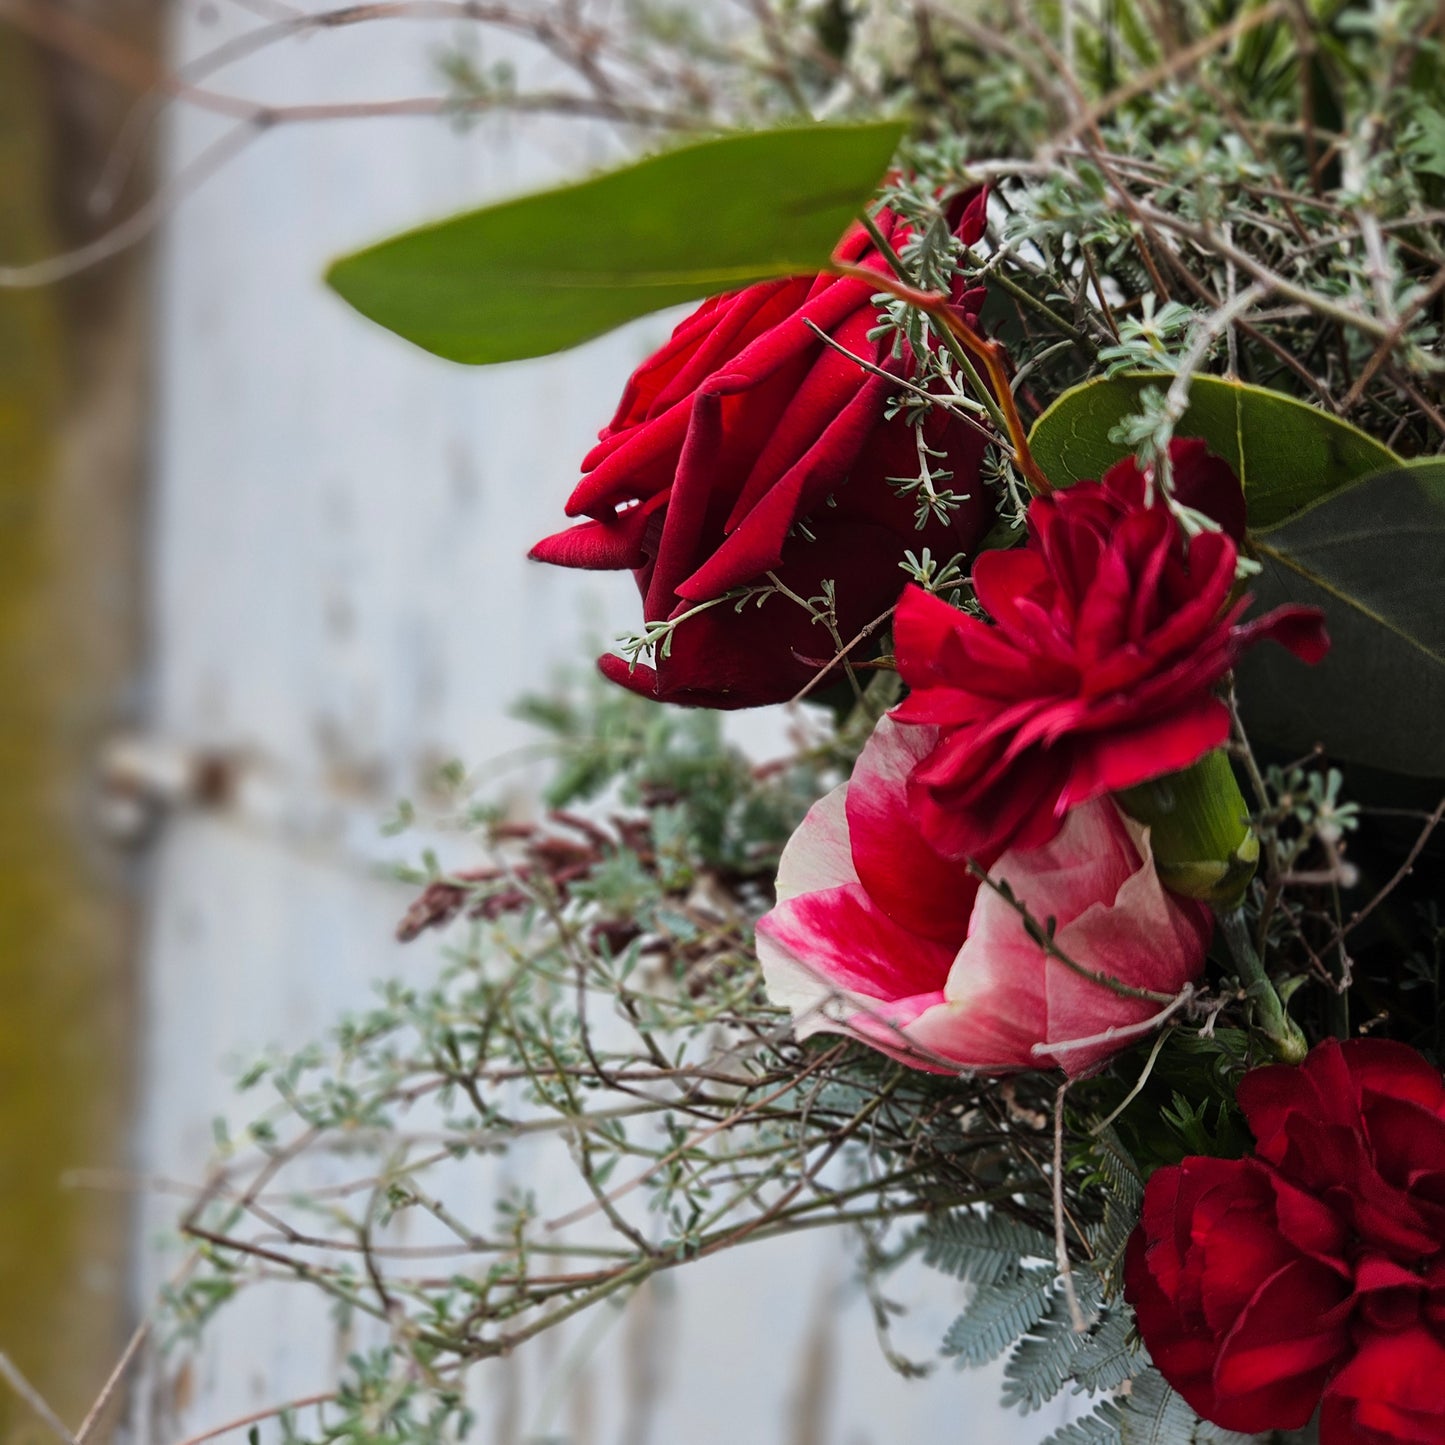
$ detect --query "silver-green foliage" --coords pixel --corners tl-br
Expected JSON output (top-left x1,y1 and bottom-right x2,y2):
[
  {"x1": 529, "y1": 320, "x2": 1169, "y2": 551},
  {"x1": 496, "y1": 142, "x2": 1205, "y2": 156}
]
[
  {"x1": 918, "y1": 1124, "x2": 1155, "y2": 1433},
  {"x1": 1040, "y1": 1368, "x2": 1257, "y2": 1445}
]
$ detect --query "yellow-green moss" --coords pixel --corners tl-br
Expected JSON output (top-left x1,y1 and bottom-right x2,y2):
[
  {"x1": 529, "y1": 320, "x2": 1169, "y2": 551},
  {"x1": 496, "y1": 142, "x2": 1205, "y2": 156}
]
[{"x1": 0, "y1": 36, "x2": 132, "y2": 1442}]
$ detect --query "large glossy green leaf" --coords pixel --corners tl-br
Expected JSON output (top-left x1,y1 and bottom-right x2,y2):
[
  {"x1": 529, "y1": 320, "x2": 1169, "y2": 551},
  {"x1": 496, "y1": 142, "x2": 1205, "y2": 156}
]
[
  {"x1": 1028, "y1": 374, "x2": 1398, "y2": 528},
  {"x1": 326, "y1": 122, "x2": 906, "y2": 364},
  {"x1": 1236, "y1": 461, "x2": 1445, "y2": 777}
]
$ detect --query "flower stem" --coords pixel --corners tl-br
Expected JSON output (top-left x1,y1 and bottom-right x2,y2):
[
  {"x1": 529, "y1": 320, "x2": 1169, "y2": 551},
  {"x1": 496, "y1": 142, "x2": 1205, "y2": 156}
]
[
  {"x1": 833, "y1": 249, "x2": 1051, "y2": 494},
  {"x1": 857, "y1": 208, "x2": 910, "y2": 280},
  {"x1": 1218, "y1": 906, "x2": 1308, "y2": 1064},
  {"x1": 848, "y1": 218, "x2": 1017, "y2": 446}
]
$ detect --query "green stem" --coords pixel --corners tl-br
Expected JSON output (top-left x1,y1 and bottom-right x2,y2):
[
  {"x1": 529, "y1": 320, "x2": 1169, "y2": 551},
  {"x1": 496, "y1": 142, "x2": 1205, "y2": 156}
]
[
  {"x1": 855, "y1": 210, "x2": 1016, "y2": 443},
  {"x1": 960, "y1": 245, "x2": 1097, "y2": 351},
  {"x1": 858, "y1": 208, "x2": 910, "y2": 279},
  {"x1": 934, "y1": 321, "x2": 1015, "y2": 442},
  {"x1": 1218, "y1": 907, "x2": 1308, "y2": 1064}
]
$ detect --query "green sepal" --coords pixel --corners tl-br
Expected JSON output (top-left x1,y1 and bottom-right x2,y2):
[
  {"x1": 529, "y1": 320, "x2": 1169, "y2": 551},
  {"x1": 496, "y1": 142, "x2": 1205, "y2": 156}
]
[{"x1": 1117, "y1": 749, "x2": 1258, "y2": 908}]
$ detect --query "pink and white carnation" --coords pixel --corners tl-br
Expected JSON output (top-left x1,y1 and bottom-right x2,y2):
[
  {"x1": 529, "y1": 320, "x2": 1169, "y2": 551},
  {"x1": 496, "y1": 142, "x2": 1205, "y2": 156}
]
[{"x1": 756, "y1": 717, "x2": 1212, "y2": 1077}]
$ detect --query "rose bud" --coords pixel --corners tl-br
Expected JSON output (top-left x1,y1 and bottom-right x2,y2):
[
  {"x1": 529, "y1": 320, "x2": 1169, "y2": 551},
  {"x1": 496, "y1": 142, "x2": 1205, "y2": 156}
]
[
  {"x1": 891, "y1": 439, "x2": 1329, "y2": 861},
  {"x1": 1126, "y1": 1037, "x2": 1445, "y2": 1444},
  {"x1": 531, "y1": 193, "x2": 997, "y2": 708},
  {"x1": 756, "y1": 715, "x2": 1210, "y2": 1077}
]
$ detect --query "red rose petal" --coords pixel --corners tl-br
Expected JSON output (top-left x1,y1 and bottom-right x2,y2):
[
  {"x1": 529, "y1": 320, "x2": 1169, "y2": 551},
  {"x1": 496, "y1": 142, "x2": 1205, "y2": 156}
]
[
  {"x1": 1169, "y1": 437, "x2": 1248, "y2": 542},
  {"x1": 1321, "y1": 1329, "x2": 1445, "y2": 1445},
  {"x1": 1235, "y1": 603, "x2": 1331, "y2": 664},
  {"x1": 1209, "y1": 1256, "x2": 1351, "y2": 1430},
  {"x1": 538, "y1": 201, "x2": 996, "y2": 709}
]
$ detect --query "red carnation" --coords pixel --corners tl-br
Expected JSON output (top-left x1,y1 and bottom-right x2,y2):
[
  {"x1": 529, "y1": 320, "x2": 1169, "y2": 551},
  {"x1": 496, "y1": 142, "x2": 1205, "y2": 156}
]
[
  {"x1": 531, "y1": 194, "x2": 996, "y2": 708},
  {"x1": 891, "y1": 440, "x2": 1328, "y2": 859},
  {"x1": 1126, "y1": 1038, "x2": 1445, "y2": 1443}
]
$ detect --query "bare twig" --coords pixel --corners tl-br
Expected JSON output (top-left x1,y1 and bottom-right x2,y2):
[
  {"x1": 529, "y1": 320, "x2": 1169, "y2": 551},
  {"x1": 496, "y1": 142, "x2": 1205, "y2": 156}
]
[
  {"x1": 171, "y1": 1393, "x2": 338, "y2": 1445},
  {"x1": 0, "y1": 1353, "x2": 78, "y2": 1445},
  {"x1": 75, "y1": 1320, "x2": 151, "y2": 1445},
  {"x1": 1051, "y1": 1084, "x2": 1087, "y2": 1333},
  {"x1": 1328, "y1": 794, "x2": 1445, "y2": 951}
]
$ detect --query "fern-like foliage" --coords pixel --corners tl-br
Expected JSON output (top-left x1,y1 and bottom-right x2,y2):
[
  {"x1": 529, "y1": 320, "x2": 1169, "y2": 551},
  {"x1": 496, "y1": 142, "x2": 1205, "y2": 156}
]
[
  {"x1": 942, "y1": 1267, "x2": 1056, "y2": 1367},
  {"x1": 917, "y1": 1209, "x2": 1054, "y2": 1286},
  {"x1": 1039, "y1": 1368, "x2": 1258, "y2": 1445},
  {"x1": 1001, "y1": 1290, "x2": 1091, "y2": 1413},
  {"x1": 1039, "y1": 1417, "x2": 1124, "y2": 1445},
  {"x1": 1070, "y1": 1308, "x2": 1141, "y2": 1393},
  {"x1": 1085, "y1": 1125, "x2": 1145, "y2": 1286}
]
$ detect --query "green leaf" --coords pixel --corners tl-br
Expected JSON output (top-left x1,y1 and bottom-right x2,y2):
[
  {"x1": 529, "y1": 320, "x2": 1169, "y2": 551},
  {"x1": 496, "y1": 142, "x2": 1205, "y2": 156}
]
[
  {"x1": 1407, "y1": 103, "x2": 1445, "y2": 178},
  {"x1": 1237, "y1": 462, "x2": 1445, "y2": 777},
  {"x1": 326, "y1": 121, "x2": 906, "y2": 364},
  {"x1": 1028, "y1": 374, "x2": 1399, "y2": 527}
]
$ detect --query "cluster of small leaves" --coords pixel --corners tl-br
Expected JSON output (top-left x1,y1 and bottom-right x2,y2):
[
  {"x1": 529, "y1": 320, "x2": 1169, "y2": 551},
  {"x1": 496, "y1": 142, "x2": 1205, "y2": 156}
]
[
  {"x1": 1097, "y1": 298, "x2": 1201, "y2": 377},
  {"x1": 1259, "y1": 763, "x2": 1361, "y2": 867},
  {"x1": 911, "y1": 1120, "x2": 1148, "y2": 1427},
  {"x1": 898, "y1": 545, "x2": 974, "y2": 606},
  {"x1": 272, "y1": 1350, "x2": 474, "y2": 1445},
  {"x1": 888, "y1": 429, "x2": 972, "y2": 529},
  {"x1": 856, "y1": 0, "x2": 1445, "y2": 461},
  {"x1": 611, "y1": 581, "x2": 779, "y2": 670},
  {"x1": 511, "y1": 672, "x2": 825, "y2": 878},
  {"x1": 159, "y1": 680, "x2": 1081, "y2": 1439}
]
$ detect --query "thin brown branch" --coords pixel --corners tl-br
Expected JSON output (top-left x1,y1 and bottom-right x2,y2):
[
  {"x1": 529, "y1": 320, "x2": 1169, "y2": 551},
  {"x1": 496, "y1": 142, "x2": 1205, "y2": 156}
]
[
  {"x1": 0, "y1": 1353, "x2": 78, "y2": 1445},
  {"x1": 1329, "y1": 794, "x2": 1445, "y2": 951},
  {"x1": 1051, "y1": 1084, "x2": 1087, "y2": 1334},
  {"x1": 172, "y1": 1393, "x2": 338, "y2": 1445}
]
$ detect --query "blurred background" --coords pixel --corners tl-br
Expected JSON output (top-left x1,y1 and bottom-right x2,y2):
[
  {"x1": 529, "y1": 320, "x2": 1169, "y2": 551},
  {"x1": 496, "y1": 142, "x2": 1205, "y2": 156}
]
[
  {"x1": 1, "y1": 4, "x2": 154, "y2": 1437},
  {"x1": 0, "y1": 4, "x2": 1066, "y2": 1441}
]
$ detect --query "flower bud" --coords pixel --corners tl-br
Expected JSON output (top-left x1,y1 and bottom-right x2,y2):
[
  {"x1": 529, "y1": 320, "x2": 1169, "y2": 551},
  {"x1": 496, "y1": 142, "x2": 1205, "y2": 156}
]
[{"x1": 1116, "y1": 749, "x2": 1258, "y2": 907}]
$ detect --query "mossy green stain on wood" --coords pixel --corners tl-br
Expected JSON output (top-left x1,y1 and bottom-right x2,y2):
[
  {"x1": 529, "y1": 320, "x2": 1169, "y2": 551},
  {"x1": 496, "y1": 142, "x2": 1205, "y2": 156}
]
[{"x1": 0, "y1": 37, "x2": 133, "y2": 1442}]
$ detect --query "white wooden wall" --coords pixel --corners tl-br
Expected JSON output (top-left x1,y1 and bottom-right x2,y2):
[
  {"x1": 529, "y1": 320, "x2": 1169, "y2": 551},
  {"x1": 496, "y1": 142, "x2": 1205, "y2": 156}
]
[{"x1": 134, "y1": 5, "x2": 1074, "y2": 1440}]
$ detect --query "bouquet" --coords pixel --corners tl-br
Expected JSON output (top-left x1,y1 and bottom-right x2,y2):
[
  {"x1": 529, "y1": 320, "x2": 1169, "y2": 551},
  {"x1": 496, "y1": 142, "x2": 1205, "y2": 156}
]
[{"x1": 165, "y1": 4, "x2": 1445, "y2": 1442}]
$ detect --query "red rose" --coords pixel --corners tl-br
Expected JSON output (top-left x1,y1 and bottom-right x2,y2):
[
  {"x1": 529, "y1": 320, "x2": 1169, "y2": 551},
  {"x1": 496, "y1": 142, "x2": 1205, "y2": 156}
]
[
  {"x1": 530, "y1": 195, "x2": 996, "y2": 708},
  {"x1": 755, "y1": 715, "x2": 1209, "y2": 1077},
  {"x1": 890, "y1": 440, "x2": 1329, "y2": 859},
  {"x1": 1126, "y1": 1038, "x2": 1445, "y2": 1443}
]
